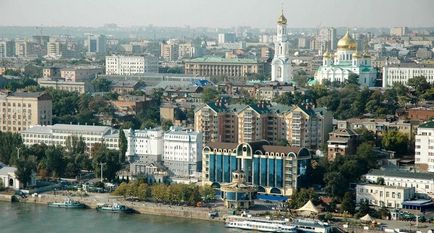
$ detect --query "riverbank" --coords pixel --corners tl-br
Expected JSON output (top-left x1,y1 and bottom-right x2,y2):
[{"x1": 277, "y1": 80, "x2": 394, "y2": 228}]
[{"x1": 6, "y1": 192, "x2": 226, "y2": 222}]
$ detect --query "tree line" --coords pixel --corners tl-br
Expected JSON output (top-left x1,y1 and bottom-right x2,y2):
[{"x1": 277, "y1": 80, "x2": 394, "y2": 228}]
[{"x1": 113, "y1": 180, "x2": 216, "y2": 206}]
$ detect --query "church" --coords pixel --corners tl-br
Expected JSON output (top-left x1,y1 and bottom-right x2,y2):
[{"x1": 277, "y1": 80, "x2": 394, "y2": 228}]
[
  {"x1": 271, "y1": 12, "x2": 292, "y2": 83},
  {"x1": 314, "y1": 31, "x2": 377, "y2": 87}
]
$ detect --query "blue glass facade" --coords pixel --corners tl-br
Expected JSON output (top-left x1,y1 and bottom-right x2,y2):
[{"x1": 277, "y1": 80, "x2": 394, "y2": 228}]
[
  {"x1": 209, "y1": 154, "x2": 215, "y2": 181},
  {"x1": 223, "y1": 155, "x2": 230, "y2": 183},
  {"x1": 276, "y1": 159, "x2": 283, "y2": 188},
  {"x1": 260, "y1": 158, "x2": 267, "y2": 187},
  {"x1": 253, "y1": 158, "x2": 260, "y2": 185},
  {"x1": 268, "y1": 158, "x2": 275, "y2": 187}
]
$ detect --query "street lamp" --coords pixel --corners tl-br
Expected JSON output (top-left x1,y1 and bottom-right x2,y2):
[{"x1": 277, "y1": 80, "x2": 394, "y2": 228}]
[
  {"x1": 99, "y1": 162, "x2": 106, "y2": 182},
  {"x1": 16, "y1": 147, "x2": 21, "y2": 160}
]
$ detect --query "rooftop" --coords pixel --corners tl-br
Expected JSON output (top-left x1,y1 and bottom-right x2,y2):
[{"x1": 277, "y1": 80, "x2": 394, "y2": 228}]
[
  {"x1": 419, "y1": 120, "x2": 434, "y2": 129},
  {"x1": 187, "y1": 56, "x2": 259, "y2": 64},
  {"x1": 366, "y1": 169, "x2": 434, "y2": 180},
  {"x1": 0, "y1": 166, "x2": 17, "y2": 176},
  {"x1": 387, "y1": 63, "x2": 434, "y2": 68},
  {"x1": 23, "y1": 124, "x2": 115, "y2": 135}
]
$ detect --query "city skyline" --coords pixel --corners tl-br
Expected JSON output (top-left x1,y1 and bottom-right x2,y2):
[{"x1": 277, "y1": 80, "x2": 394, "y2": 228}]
[{"x1": 1, "y1": 0, "x2": 434, "y2": 28}]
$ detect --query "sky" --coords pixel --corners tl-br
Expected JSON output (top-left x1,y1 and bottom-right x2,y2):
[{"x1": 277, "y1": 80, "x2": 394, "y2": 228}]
[{"x1": 0, "y1": 0, "x2": 433, "y2": 28}]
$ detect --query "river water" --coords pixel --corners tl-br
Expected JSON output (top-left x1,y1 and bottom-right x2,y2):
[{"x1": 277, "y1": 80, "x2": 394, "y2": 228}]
[{"x1": 0, "y1": 202, "x2": 237, "y2": 233}]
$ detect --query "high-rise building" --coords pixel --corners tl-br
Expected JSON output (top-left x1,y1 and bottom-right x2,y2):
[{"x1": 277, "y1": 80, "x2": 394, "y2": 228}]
[
  {"x1": 0, "y1": 41, "x2": 15, "y2": 58},
  {"x1": 194, "y1": 101, "x2": 332, "y2": 150},
  {"x1": 318, "y1": 27, "x2": 337, "y2": 51},
  {"x1": 415, "y1": 120, "x2": 434, "y2": 172},
  {"x1": 15, "y1": 40, "x2": 37, "y2": 58},
  {"x1": 390, "y1": 27, "x2": 409, "y2": 37},
  {"x1": 105, "y1": 55, "x2": 158, "y2": 75},
  {"x1": 271, "y1": 12, "x2": 292, "y2": 83},
  {"x1": 86, "y1": 34, "x2": 107, "y2": 56},
  {"x1": 0, "y1": 92, "x2": 52, "y2": 133},
  {"x1": 160, "y1": 40, "x2": 179, "y2": 61},
  {"x1": 218, "y1": 33, "x2": 236, "y2": 44},
  {"x1": 163, "y1": 127, "x2": 202, "y2": 177}
]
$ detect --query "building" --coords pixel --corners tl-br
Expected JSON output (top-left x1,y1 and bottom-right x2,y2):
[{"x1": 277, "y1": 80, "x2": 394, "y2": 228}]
[
  {"x1": 408, "y1": 107, "x2": 434, "y2": 122},
  {"x1": 21, "y1": 124, "x2": 119, "y2": 151},
  {"x1": 60, "y1": 66, "x2": 103, "y2": 82},
  {"x1": 15, "y1": 40, "x2": 37, "y2": 58},
  {"x1": 43, "y1": 67, "x2": 61, "y2": 78},
  {"x1": 178, "y1": 43, "x2": 199, "y2": 59},
  {"x1": 318, "y1": 27, "x2": 337, "y2": 51},
  {"x1": 110, "y1": 81, "x2": 141, "y2": 95},
  {"x1": 382, "y1": 64, "x2": 434, "y2": 88},
  {"x1": 218, "y1": 33, "x2": 236, "y2": 44},
  {"x1": 390, "y1": 27, "x2": 409, "y2": 37},
  {"x1": 163, "y1": 127, "x2": 202, "y2": 178},
  {"x1": 356, "y1": 183, "x2": 415, "y2": 208},
  {"x1": 0, "y1": 165, "x2": 36, "y2": 189},
  {"x1": 0, "y1": 40, "x2": 15, "y2": 58},
  {"x1": 105, "y1": 55, "x2": 158, "y2": 75},
  {"x1": 185, "y1": 57, "x2": 264, "y2": 78},
  {"x1": 271, "y1": 13, "x2": 292, "y2": 83},
  {"x1": 202, "y1": 141, "x2": 311, "y2": 196},
  {"x1": 111, "y1": 95, "x2": 149, "y2": 116},
  {"x1": 344, "y1": 118, "x2": 414, "y2": 140},
  {"x1": 364, "y1": 169, "x2": 434, "y2": 197},
  {"x1": 220, "y1": 170, "x2": 257, "y2": 209},
  {"x1": 86, "y1": 34, "x2": 106, "y2": 56},
  {"x1": 327, "y1": 127, "x2": 359, "y2": 161},
  {"x1": 416, "y1": 120, "x2": 434, "y2": 172},
  {"x1": 124, "y1": 128, "x2": 164, "y2": 162},
  {"x1": 194, "y1": 101, "x2": 332, "y2": 150},
  {"x1": 0, "y1": 92, "x2": 52, "y2": 132},
  {"x1": 161, "y1": 41, "x2": 179, "y2": 61},
  {"x1": 37, "y1": 78, "x2": 91, "y2": 94},
  {"x1": 314, "y1": 31, "x2": 377, "y2": 87}
]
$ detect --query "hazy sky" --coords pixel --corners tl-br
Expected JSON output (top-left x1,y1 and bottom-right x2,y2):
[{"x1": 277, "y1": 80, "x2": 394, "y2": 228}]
[{"x1": 1, "y1": 0, "x2": 433, "y2": 28}]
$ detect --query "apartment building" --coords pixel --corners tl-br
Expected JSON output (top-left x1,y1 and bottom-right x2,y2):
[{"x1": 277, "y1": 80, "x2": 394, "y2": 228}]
[
  {"x1": 0, "y1": 40, "x2": 15, "y2": 58},
  {"x1": 0, "y1": 92, "x2": 52, "y2": 133},
  {"x1": 163, "y1": 127, "x2": 203, "y2": 177},
  {"x1": 356, "y1": 183, "x2": 414, "y2": 208},
  {"x1": 37, "y1": 78, "x2": 91, "y2": 94},
  {"x1": 124, "y1": 128, "x2": 164, "y2": 162},
  {"x1": 60, "y1": 66, "x2": 103, "y2": 82},
  {"x1": 105, "y1": 55, "x2": 158, "y2": 75},
  {"x1": 194, "y1": 101, "x2": 332, "y2": 150},
  {"x1": 160, "y1": 41, "x2": 179, "y2": 61},
  {"x1": 20, "y1": 124, "x2": 119, "y2": 151},
  {"x1": 184, "y1": 57, "x2": 264, "y2": 78}
]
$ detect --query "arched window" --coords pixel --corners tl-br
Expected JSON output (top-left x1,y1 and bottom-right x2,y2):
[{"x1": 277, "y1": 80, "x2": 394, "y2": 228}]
[{"x1": 277, "y1": 67, "x2": 282, "y2": 78}]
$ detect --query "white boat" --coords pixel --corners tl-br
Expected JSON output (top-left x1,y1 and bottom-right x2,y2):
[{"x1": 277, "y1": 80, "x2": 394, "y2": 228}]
[
  {"x1": 291, "y1": 219, "x2": 332, "y2": 233},
  {"x1": 225, "y1": 215, "x2": 296, "y2": 233}
]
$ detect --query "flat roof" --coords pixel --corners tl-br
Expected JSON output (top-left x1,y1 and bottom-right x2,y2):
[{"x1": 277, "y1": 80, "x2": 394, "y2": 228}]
[
  {"x1": 187, "y1": 56, "x2": 259, "y2": 64},
  {"x1": 366, "y1": 169, "x2": 434, "y2": 180}
]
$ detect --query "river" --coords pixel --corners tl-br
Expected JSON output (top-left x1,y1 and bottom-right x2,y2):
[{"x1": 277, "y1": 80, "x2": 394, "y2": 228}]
[{"x1": 0, "y1": 202, "x2": 237, "y2": 233}]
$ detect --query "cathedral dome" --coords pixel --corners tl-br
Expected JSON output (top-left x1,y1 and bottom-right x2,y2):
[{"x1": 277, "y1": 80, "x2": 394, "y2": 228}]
[
  {"x1": 277, "y1": 14, "x2": 287, "y2": 25},
  {"x1": 337, "y1": 31, "x2": 357, "y2": 50},
  {"x1": 352, "y1": 51, "x2": 362, "y2": 58},
  {"x1": 323, "y1": 51, "x2": 332, "y2": 58}
]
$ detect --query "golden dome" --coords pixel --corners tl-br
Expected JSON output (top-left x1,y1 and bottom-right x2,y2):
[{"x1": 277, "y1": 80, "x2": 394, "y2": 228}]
[
  {"x1": 323, "y1": 51, "x2": 332, "y2": 58},
  {"x1": 277, "y1": 14, "x2": 287, "y2": 25},
  {"x1": 337, "y1": 31, "x2": 357, "y2": 50},
  {"x1": 352, "y1": 51, "x2": 362, "y2": 58}
]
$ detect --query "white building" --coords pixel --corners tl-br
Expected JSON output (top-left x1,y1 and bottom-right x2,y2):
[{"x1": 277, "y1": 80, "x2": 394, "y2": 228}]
[
  {"x1": 0, "y1": 40, "x2": 15, "y2": 58},
  {"x1": 21, "y1": 124, "x2": 119, "y2": 151},
  {"x1": 271, "y1": 12, "x2": 292, "y2": 83},
  {"x1": 124, "y1": 128, "x2": 164, "y2": 162},
  {"x1": 163, "y1": 127, "x2": 202, "y2": 178},
  {"x1": 416, "y1": 120, "x2": 434, "y2": 172},
  {"x1": 364, "y1": 169, "x2": 434, "y2": 196},
  {"x1": 105, "y1": 55, "x2": 158, "y2": 75},
  {"x1": 382, "y1": 64, "x2": 434, "y2": 88},
  {"x1": 356, "y1": 183, "x2": 415, "y2": 208},
  {"x1": 0, "y1": 165, "x2": 36, "y2": 190},
  {"x1": 314, "y1": 31, "x2": 377, "y2": 87},
  {"x1": 218, "y1": 33, "x2": 236, "y2": 44}
]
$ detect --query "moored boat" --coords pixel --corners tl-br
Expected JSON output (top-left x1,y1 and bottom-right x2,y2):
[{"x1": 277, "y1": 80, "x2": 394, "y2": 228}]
[
  {"x1": 96, "y1": 203, "x2": 132, "y2": 213},
  {"x1": 48, "y1": 198, "x2": 86, "y2": 209},
  {"x1": 225, "y1": 215, "x2": 296, "y2": 233}
]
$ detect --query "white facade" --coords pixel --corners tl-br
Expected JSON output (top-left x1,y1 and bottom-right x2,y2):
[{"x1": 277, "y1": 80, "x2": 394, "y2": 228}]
[
  {"x1": 314, "y1": 31, "x2": 377, "y2": 87},
  {"x1": 218, "y1": 33, "x2": 236, "y2": 44},
  {"x1": 382, "y1": 64, "x2": 434, "y2": 88},
  {"x1": 271, "y1": 13, "x2": 292, "y2": 83},
  {"x1": 364, "y1": 169, "x2": 434, "y2": 196},
  {"x1": 416, "y1": 122, "x2": 434, "y2": 172},
  {"x1": 124, "y1": 128, "x2": 164, "y2": 161},
  {"x1": 356, "y1": 183, "x2": 414, "y2": 208},
  {"x1": 21, "y1": 124, "x2": 119, "y2": 151},
  {"x1": 163, "y1": 127, "x2": 203, "y2": 177},
  {"x1": 105, "y1": 55, "x2": 158, "y2": 75}
]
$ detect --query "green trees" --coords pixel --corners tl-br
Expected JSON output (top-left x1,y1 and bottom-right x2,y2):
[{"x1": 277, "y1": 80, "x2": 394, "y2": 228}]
[
  {"x1": 119, "y1": 129, "x2": 128, "y2": 163},
  {"x1": 407, "y1": 76, "x2": 431, "y2": 96},
  {"x1": 201, "y1": 87, "x2": 221, "y2": 103},
  {"x1": 92, "y1": 144, "x2": 121, "y2": 181},
  {"x1": 2, "y1": 77, "x2": 38, "y2": 91},
  {"x1": 15, "y1": 156, "x2": 36, "y2": 188},
  {"x1": 113, "y1": 182, "x2": 215, "y2": 205},
  {"x1": 0, "y1": 132, "x2": 22, "y2": 165},
  {"x1": 44, "y1": 146, "x2": 66, "y2": 178},
  {"x1": 288, "y1": 188, "x2": 317, "y2": 209},
  {"x1": 92, "y1": 78, "x2": 112, "y2": 92},
  {"x1": 382, "y1": 131, "x2": 409, "y2": 155},
  {"x1": 340, "y1": 192, "x2": 355, "y2": 214}
]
